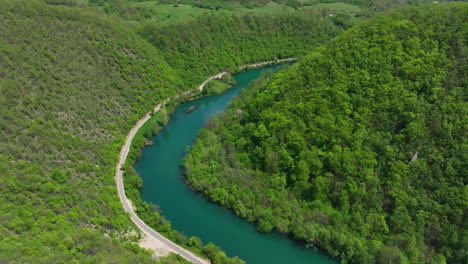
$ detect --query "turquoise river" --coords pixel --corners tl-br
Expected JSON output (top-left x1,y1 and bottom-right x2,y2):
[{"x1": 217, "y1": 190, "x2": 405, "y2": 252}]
[{"x1": 134, "y1": 65, "x2": 337, "y2": 264}]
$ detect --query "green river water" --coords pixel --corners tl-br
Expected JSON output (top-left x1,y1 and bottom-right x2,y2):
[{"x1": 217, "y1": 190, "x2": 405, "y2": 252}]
[{"x1": 134, "y1": 65, "x2": 337, "y2": 264}]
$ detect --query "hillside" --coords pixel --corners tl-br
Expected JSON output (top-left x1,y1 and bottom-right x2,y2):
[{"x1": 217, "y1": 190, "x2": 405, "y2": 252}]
[
  {"x1": 185, "y1": 3, "x2": 467, "y2": 263},
  {"x1": 2, "y1": 0, "x2": 464, "y2": 263},
  {"x1": 140, "y1": 11, "x2": 344, "y2": 86},
  {"x1": 80, "y1": 0, "x2": 451, "y2": 23},
  {"x1": 0, "y1": 0, "x2": 345, "y2": 263},
  {"x1": 45, "y1": 0, "x2": 450, "y2": 89},
  {"x1": 0, "y1": 1, "x2": 184, "y2": 262},
  {"x1": 119, "y1": 0, "x2": 453, "y2": 87}
]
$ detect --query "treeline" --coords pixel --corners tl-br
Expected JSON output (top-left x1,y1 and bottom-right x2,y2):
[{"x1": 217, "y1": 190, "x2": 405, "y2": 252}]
[
  {"x1": 185, "y1": 3, "x2": 467, "y2": 263},
  {"x1": 43, "y1": 0, "x2": 444, "y2": 91},
  {"x1": 140, "y1": 11, "x2": 344, "y2": 86},
  {"x1": 41, "y1": 0, "x2": 353, "y2": 87}
]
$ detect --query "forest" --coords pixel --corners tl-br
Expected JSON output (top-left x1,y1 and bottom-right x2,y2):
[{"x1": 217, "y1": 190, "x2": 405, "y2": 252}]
[
  {"x1": 185, "y1": 3, "x2": 467, "y2": 263},
  {"x1": 0, "y1": 0, "x2": 342, "y2": 263},
  {"x1": 1, "y1": 0, "x2": 465, "y2": 263},
  {"x1": 0, "y1": 0, "x2": 188, "y2": 262}
]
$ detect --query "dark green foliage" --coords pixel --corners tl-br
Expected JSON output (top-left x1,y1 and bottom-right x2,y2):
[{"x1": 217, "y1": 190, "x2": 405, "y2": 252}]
[
  {"x1": 139, "y1": 11, "x2": 344, "y2": 86},
  {"x1": 185, "y1": 3, "x2": 467, "y2": 263}
]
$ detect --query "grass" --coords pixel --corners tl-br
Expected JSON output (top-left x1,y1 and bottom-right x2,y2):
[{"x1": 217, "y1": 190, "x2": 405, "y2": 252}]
[
  {"x1": 130, "y1": 3, "x2": 229, "y2": 24},
  {"x1": 233, "y1": 2, "x2": 296, "y2": 15}
]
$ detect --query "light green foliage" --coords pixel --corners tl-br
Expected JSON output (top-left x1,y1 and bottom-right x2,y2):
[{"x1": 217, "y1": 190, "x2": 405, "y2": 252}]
[
  {"x1": 2, "y1": 0, "x2": 461, "y2": 262},
  {"x1": 0, "y1": 0, "x2": 182, "y2": 262},
  {"x1": 156, "y1": 253, "x2": 193, "y2": 264},
  {"x1": 95, "y1": 0, "x2": 453, "y2": 25},
  {"x1": 185, "y1": 3, "x2": 467, "y2": 263},
  {"x1": 45, "y1": 0, "x2": 90, "y2": 7},
  {"x1": 122, "y1": 2, "x2": 232, "y2": 24},
  {"x1": 140, "y1": 11, "x2": 345, "y2": 86},
  {"x1": 202, "y1": 80, "x2": 232, "y2": 96}
]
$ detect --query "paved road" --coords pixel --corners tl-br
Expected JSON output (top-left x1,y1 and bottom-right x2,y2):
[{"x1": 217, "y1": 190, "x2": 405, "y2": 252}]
[{"x1": 115, "y1": 104, "x2": 209, "y2": 264}]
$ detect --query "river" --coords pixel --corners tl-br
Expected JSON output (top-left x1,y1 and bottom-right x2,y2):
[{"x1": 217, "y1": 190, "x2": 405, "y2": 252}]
[{"x1": 134, "y1": 65, "x2": 337, "y2": 264}]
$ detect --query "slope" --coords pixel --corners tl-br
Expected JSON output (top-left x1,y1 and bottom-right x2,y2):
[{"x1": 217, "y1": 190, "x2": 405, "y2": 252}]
[
  {"x1": 185, "y1": 3, "x2": 467, "y2": 263},
  {"x1": 0, "y1": 1, "x2": 184, "y2": 263}
]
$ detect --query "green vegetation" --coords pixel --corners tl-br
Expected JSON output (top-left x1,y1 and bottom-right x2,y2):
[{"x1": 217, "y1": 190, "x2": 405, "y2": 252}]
[
  {"x1": 140, "y1": 11, "x2": 345, "y2": 86},
  {"x1": 185, "y1": 3, "x2": 467, "y2": 263},
  {"x1": 64, "y1": 0, "x2": 354, "y2": 87},
  {"x1": 156, "y1": 253, "x2": 192, "y2": 264},
  {"x1": 118, "y1": 1, "x2": 297, "y2": 24},
  {"x1": 202, "y1": 74, "x2": 236, "y2": 96},
  {"x1": 0, "y1": 0, "x2": 184, "y2": 262},
  {"x1": 85, "y1": 0, "x2": 451, "y2": 25},
  {"x1": 46, "y1": 0, "x2": 445, "y2": 89},
  {"x1": 0, "y1": 0, "x2": 337, "y2": 262},
  {"x1": 118, "y1": 2, "x2": 233, "y2": 24},
  {"x1": 202, "y1": 80, "x2": 233, "y2": 96},
  {"x1": 2, "y1": 0, "x2": 463, "y2": 263}
]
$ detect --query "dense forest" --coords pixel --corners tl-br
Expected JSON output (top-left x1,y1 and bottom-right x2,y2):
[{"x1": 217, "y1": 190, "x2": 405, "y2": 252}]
[
  {"x1": 0, "y1": 0, "x2": 342, "y2": 263},
  {"x1": 2, "y1": 0, "x2": 465, "y2": 263},
  {"x1": 50, "y1": 0, "x2": 455, "y2": 15},
  {"x1": 139, "y1": 12, "x2": 344, "y2": 86},
  {"x1": 185, "y1": 3, "x2": 467, "y2": 263},
  {"x1": 0, "y1": 1, "x2": 245, "y2": 263}
]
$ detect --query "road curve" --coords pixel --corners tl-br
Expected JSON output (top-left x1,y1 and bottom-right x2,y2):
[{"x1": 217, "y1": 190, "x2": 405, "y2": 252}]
[
  {"x1": 115, "y1": 58, "x2": 297, "y2": 263},
  {"x1": 116, "y1": 101, "x2": 209, "y2": 264}
]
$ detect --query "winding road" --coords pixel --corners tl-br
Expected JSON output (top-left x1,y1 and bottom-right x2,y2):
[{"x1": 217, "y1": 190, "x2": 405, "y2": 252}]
[
  {"x1": 114, "y1": 58, "x2": 297, "y2": 263},
  {"x1": 115, "y1": 101, "x2": 209, "y2": 264}
]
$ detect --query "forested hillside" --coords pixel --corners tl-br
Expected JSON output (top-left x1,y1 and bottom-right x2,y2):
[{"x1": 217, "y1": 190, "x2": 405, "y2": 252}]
[
  {"x1": 0, "y1": 1, "x2": 184, "y2": 262},
  {"x1": 3, "y1": 0, "x2": 465, "y2": 263},
  {"x1": 185, "y1": 3, "x2": 467, "y2": 263},
  {"x1": 46, "y1": 0, "x2": 449, "y2": 89},
  {"x1": 0, "y1": 0, "x2": 344, "y2": 263},
  {"x1": 140, "y1": 11, "x2": 343, "y2": 86}
]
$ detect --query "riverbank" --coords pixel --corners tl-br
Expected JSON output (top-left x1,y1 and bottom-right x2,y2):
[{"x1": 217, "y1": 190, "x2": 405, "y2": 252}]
[
  {"x1": 115, "y1": 58, "x2": 297, "y2": 263},
  {"x1": 134, "y1": 64, "x2": 337, "y2": 264},
  {"x1": 115, "y1": 103, "x2": 209, "y2": 264}
]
